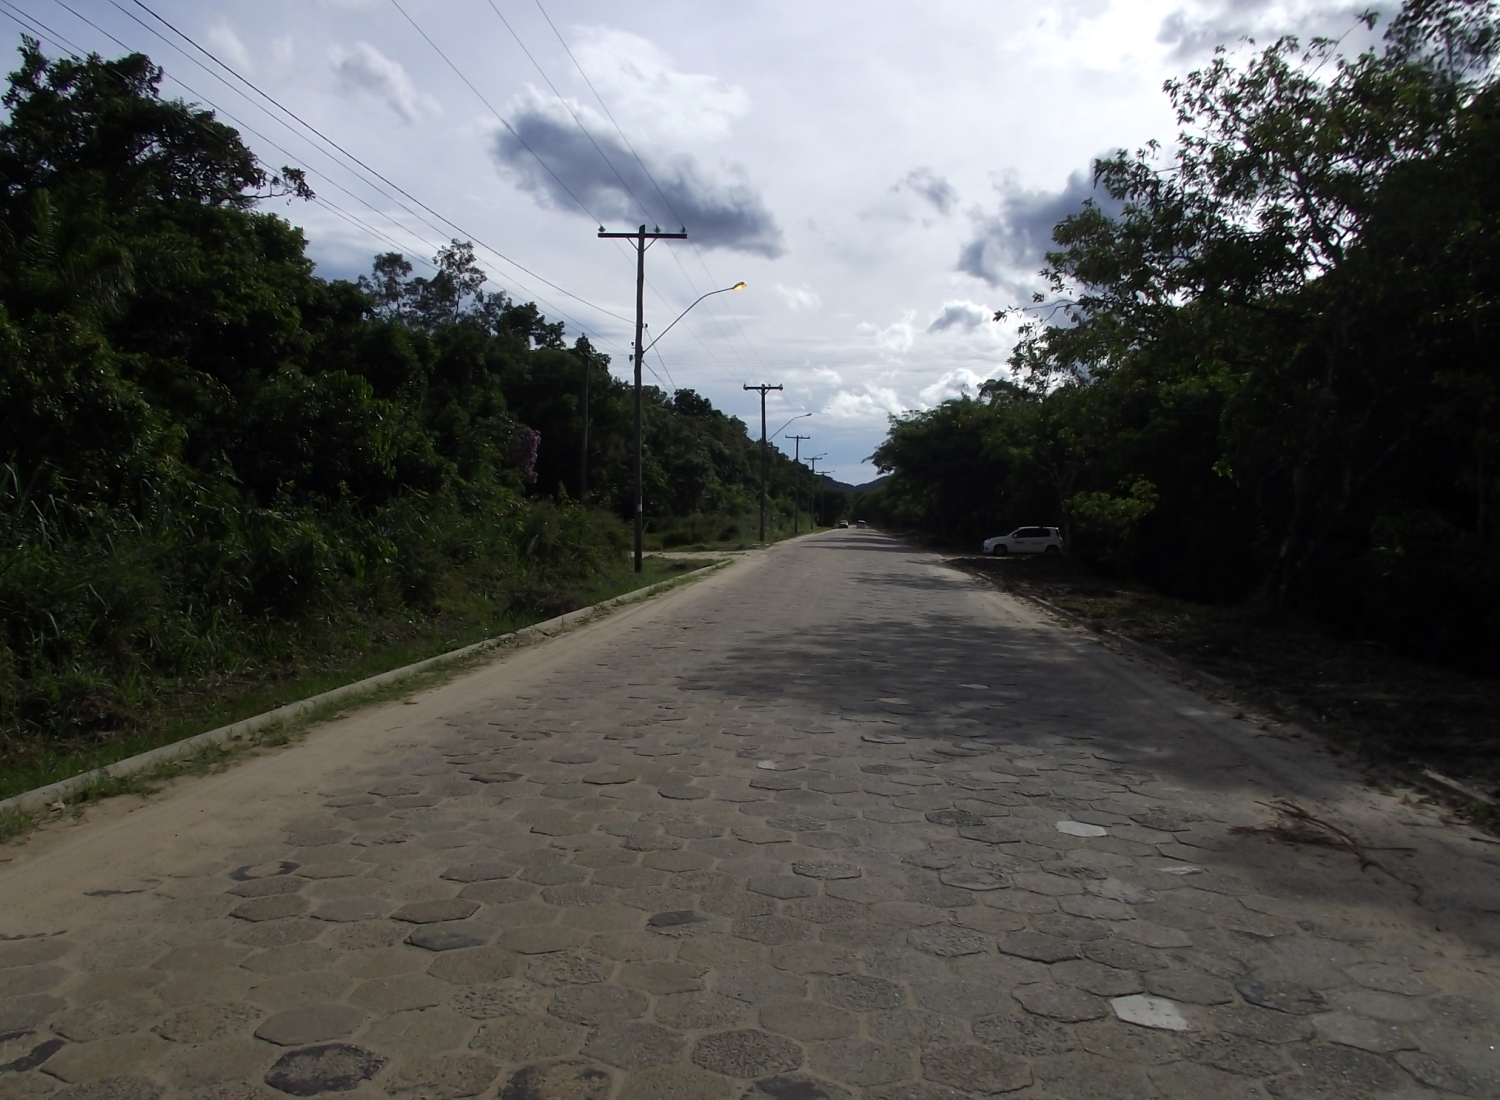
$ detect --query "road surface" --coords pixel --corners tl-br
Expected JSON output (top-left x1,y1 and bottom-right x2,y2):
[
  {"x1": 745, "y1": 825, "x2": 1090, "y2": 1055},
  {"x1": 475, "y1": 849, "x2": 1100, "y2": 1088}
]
[{"x1": 2, "y1": 531, "x2": 1498, "y2": 1100}]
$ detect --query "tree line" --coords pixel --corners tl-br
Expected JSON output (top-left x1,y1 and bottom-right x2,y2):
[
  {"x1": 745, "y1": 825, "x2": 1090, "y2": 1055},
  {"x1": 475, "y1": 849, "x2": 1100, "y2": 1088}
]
[
  {"x1": 866, "y1": 0, "x2": 1500, "y2": 668},
  {"x1": 0, "y1": 41, "x2": 804, "y2": 749}
]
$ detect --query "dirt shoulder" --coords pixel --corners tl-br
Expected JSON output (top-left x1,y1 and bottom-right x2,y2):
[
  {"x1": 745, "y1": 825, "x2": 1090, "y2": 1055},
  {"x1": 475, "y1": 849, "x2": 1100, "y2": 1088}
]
[{"x1": 950, "y1": 553, "x2": 1500, "y2": 826}]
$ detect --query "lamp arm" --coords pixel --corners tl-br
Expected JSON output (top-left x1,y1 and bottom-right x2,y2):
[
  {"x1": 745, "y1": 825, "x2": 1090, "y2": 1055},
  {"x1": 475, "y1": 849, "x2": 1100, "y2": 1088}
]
[{"x1": 643, "y1": 285, "x2": 738, "y2": 353}]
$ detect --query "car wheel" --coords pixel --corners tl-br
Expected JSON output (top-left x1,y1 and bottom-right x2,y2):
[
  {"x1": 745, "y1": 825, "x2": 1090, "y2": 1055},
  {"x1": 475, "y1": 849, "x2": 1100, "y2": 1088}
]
[
  {"x1": 1044, "y1": 545, "x2": 1061, "y2": 556},
  {"x1": 993, "y1": 545, "x2": 1009, "y2": 555}
]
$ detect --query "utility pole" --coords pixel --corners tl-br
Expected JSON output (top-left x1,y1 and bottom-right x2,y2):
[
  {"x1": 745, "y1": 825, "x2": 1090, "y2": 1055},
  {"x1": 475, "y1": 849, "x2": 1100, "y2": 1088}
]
[
  {"x1": 599, "y1": 225, "x2": 687, "y2": 572},
  {"x1": 808, "y1": 455, "x2": 824, "y2": 526},
  {"x1": 787, "y1": 434, "x2": 811, "y2": 535},
  {"x1": 743, "y1": 383, "x2": 783, "y2": 544},
  {"x1": 578, "y1": 354, "x2": 589, "y2": 499}
]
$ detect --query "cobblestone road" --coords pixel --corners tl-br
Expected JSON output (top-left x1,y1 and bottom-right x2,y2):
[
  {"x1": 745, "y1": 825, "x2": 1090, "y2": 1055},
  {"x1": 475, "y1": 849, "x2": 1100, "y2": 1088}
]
[{"x1": 3, "y1": 532, "x2": 1499, "y2": 1100}]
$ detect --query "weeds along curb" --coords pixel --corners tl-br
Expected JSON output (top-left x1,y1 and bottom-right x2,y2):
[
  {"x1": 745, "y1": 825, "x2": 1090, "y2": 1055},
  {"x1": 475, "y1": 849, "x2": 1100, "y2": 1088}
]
[{"x1": 0, "y1": 558, "x2": 731, "y2": 819}]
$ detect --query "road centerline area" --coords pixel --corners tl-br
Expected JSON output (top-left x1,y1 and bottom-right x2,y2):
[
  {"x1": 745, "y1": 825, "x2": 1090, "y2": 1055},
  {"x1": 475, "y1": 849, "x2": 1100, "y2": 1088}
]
[{"x1": 2, "y1": 531, "x2": 1497, "y2": 1100}]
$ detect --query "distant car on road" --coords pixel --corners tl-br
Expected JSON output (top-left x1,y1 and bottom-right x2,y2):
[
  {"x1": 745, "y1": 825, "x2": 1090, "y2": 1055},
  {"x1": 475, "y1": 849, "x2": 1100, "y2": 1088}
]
[
  {"x1": 855, "y1": 520, "x2": 867, "y2": 528},
  {"x1": 983, "y1": 526, "x2": 1063, "y2": 555},
  {"x1": 837, "y1": 520, "x2": 850, "y2": 529}
]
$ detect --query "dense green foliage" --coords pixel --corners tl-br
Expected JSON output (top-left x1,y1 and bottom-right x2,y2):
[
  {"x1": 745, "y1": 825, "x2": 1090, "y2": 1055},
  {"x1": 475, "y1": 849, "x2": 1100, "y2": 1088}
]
[
  {"x1": 0, "y1": 40, "x2": 804, "y2": 760},
  {"x1": 869, "y1": 0, "x2": 1500, "y2": 667}
]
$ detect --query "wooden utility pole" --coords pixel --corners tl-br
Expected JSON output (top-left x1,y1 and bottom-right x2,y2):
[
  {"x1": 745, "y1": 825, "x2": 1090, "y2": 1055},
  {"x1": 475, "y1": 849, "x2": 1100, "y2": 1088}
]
[
  {"x1": 788, "y1": 434, "x2": 811, "y2": 535},
  {"x1": 808, "y1": 455, "x2": 824, "y2": 526},
  {"x1": 598, "y1": 225, "x2": 687, "y2": 572},
  {"x1": 743, "y1": 383, "x2": 783, "y2": 543}
]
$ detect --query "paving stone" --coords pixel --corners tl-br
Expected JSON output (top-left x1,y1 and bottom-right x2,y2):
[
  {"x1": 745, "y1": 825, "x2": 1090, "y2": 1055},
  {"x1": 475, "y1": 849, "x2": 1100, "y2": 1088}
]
[
  {"x1": 155, "y1": 1003, "x2": 264, "y2": 1044},
  {"x1": 50, "y1": 999, "x2": 153, "y2": 1042},
  {"x1": 1344, "y1": 963, "x2": 1438, "y2": 997},
  {"x1": 1234, "y1": 979, "x2": 1328, "y2": 1016},
  {"x1": 495, "y1": 1061, "x2": 611, "y2": 1100},
  {"x1": 230, "y1": 896, "x2": 308, "y2": 922},
  {"x1": 1394, "y1": 1050, "x2": 1500, "y2": 1097},
  {"x1": 733, "y1": 916, "x2": 814, "y2": 946},
  {"x1": 582, "y1": 1021, "x2": 685, "y2": 1069},
  {"x1": 437, "y1": 862, "x2": 518, "y2": 885},
  {"x1": 390, "y1": 898, "x2": 479, "y2": 924},
  {"x1": 807, "y1": 1038, "x2": 914, "y2": 1086},
  {"x1": 254, "y1": 1005, "x2": 366, "y2": 1046},
  {"x1": 1142, "y1": 968, "x2": 1235, "y2": 1005},
  {"x1": 469, "y1": 1016, "x2": 582, "y2": 1061},
  {"x1": 747, "y1": 876, "x2": 819, "y2": 899},
  {"x1": 655, "y1": 992, "x2": 752, "y2": 1031},
  {"x1": 921, "y1": 1045, "x2": 1032, "y2": 1094},
  {"x1": 46, "y1": 1077, "x2": 163, "y2": 1100},
  {"x1": 228, "y1": 878, "x2": 305, "y2": 899},
  {"x1": 40, "y1": 1034, "x2": 168, "y2": 1084},
  {"x1": 937, "y1": 867, "x2": 1008, "y2": 891},
  {"x1": 527, "y1": 953, "x2": 613, "y2": 987},
  {"x1": 311, "y1": 898, "x2": 388, "y2": 923},
  {"x1": 817, "y1": 973, "x2": 906, "y2": 1012},
  {"x1": 1051, "y1": 959, "x2": 1144, "y2": 997},
  {"x1": 549, "y1": 985, "x2": 649, "y2": 1026},
  {"x1": 906, "y1": 924, "x2": 989, "y2": 957},
  {"x1": 405, "y1": 922, "x2": 491, "y2": 952},
  {"x1": 1116, "y1": 922, "x2": 1193, "y2": 949},
  {"x1": 693, "y1": 1030, "x2": 804, "y2": 1078},
  {"x1": 426, "y1": 945, "x2": 518, "y2": 985},
  {"x1": 658, "y1": 784, "x2": 711, "y2": 800},
  {"x1": 542, "y1": 884, "x2": 616, "y2": 907},
  {"x1": 617, "y1": 1064, "x2": 736, "y2": 1100},
  {"x1": 759, "y1": 1001, "x2": 856, "y2": 1042},
  {"x1": 1013, "y1": 983, "x2": 1108, "y2": 1022},
  {"x1": 1111, "y1": 994, "x2": 1192, "y2": 1031},
  {"x1": 790, "y1": 861, "x2": 861, "y2": 880},
  {"x1": 382, "y1": 1053, "x2": 498, "y2": 1098},
  {"x1": 1310, "y1": 1011, "x2": 1417, "y2": 1053},
  {"x1": 998, "y1": 932, "x2": 1080, "y2": 963},
  {"x1": 348, "y1": 974, "x2": 445, "y2": 1013},
  {"x1": 619, "y1": 961, "x2": 706, "y2": 994},
  {"x1": 925, "y1": 810, "x2": 986, "y2": 827},
  {"x1": 1270, "y1": 1042, "x2": 1405, "y2": 1097},
  {"x1": 449, "y1": 980, "x2": 547, "y2": 1019},
  {"x1": 262, "y1": 1043, "x2": 387, "y2": 1097}
]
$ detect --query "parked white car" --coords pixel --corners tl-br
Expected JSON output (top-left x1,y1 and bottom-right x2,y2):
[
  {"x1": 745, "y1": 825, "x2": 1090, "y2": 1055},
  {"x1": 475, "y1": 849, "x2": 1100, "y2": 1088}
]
[{"x1": 983, "y1": 526, "x2": 1064, "y2": 555}]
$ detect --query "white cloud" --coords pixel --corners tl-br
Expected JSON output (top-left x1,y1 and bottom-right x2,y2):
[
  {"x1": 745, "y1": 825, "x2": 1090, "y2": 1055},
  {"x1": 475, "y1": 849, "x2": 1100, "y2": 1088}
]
[
  {"x1": 821, "y1": 385, "x2": 908, "y2": 424},
  {"x1": 775, "y1": 284, "x2": 822, "y2": 312},
  {"x1": 329, "y1": 42, "x2": 440, "y2": 124},
  {"x1": 858, "y1": 311, "x2": 915, "y2": 357},
  {"x1": 918, "y1": 368, "x2": 988, "y2": 406},
  {"x1": 271, "y1": 36, "x2": 295, "y2": 69},
  {"x1": 569, "y1": 28, "x2": 750, "y2": 143},
  {"x1": 927, "y1": 300, "x2": 993, "y2": 333},
  {"x1": 206, "y1": 22, "x2": 253, "y2": 74}
]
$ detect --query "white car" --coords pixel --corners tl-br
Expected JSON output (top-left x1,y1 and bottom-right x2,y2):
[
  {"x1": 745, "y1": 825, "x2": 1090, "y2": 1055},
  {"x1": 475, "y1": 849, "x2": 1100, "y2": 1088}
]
[{"x1": 983, "y1": 526, "x2": 1063, "y2": 555}]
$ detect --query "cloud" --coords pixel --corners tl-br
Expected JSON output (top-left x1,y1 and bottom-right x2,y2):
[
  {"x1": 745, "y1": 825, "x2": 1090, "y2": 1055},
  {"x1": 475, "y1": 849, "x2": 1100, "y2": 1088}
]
[
  {"x1": 856, "y1": 311, "x2": 915, "y2": 357},
  {"x1": 821, "y1": 385, "x2": 908, "y2": 424},
  {"x1": 927, "y1": 300, "x2": 993, "y2": 333},
  {"x1": 206, "y1": 22, "x2": 253, "y2": 74},
  {"x1": 957, "y1": 163, "x2": 1122, "y2": 292},
  {"x1": 918, "y1": 368, "x2": 988, "y2": 407},
  {"x1": 1155, "y1": 0, "x2": 1385, "y2": 61},
  {"x1": 899, "y1": 167, "x2": 958, "y2": 215},
  {"x1": 775, "y1": 284, "x2": 822, "y2": 312},
  {"x1": 568, "y1": 28, "x2": 750, "y2": 143},
  {"x1": 329, "y1": 42, "x2": 440, "y2": 124},
  {"x1": 491, "y1": 90, "x2": 784, "y2": 257}
]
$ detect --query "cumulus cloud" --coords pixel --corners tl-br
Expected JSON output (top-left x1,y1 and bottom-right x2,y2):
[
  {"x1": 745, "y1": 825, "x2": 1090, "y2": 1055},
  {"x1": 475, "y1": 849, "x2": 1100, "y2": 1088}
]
[
  {"x1": 918, "y1": 368, "x2": 988, "y2": 407},
  {"x1": 957, "y1": 164, "x2": 1122, "y2": 293},
  {"x1": 900, "y1": 167, "x2": 958, "y2": 215},
  {"x1": 856, "y1": 312, "x2": 916, "y2": 357},
  {"x1": 206, "y1": 22, "x2": 253, "y2": 74},
  {"x1": 1156, "y1": 0, "x2": 1384, "y2": 61},
  {"x1": 492, "y1": 90, "x2": 783, "y2": 257},
  {"x1": 775, "y1": 284, "x2": 822, "y2": 312},
  {"x1": 568, "y1": 28, "x2": 750, "y2": 143},
  {"x1": 821, "y1": 385, "x2": 908, "y2": 424},
  {"x1": 927, "y1": 300, "x2": 993, "y2": 333},
  {"x1": 329, "y1": 42, "x2": 440, "y2": 124}
]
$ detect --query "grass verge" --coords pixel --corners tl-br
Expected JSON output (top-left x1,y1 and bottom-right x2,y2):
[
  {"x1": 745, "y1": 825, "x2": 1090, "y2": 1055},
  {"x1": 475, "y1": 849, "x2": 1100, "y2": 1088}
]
[
  {"x1": 1, "y1": 555, "x2": 718, "y2": 814},
  {"x1": 951, "y1": 552, "x2": 1500, "y2": 826}
]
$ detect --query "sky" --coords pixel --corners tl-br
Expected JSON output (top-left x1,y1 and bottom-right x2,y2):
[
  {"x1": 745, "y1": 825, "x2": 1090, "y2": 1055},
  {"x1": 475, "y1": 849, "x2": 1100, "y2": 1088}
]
[{"x1": 6, "y1": 0, "x2": 1380, "y2": 483}]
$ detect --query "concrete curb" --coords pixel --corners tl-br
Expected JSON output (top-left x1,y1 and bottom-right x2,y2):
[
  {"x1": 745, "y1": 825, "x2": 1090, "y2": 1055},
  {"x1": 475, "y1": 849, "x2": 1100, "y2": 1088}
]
[{"x1": 0, "y1": 559, "x2": 730, "y2": 817}]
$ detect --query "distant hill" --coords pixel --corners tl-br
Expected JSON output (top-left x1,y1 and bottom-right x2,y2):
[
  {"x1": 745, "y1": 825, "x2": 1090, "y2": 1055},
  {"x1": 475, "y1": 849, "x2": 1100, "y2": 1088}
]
[{"x1": 814, "y1": 474, "x2": 888, "y2": 494}]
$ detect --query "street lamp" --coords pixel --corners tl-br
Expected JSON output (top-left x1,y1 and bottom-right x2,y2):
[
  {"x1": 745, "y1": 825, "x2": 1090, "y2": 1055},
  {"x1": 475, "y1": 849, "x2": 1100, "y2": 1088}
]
[
  {"x1": 628, "y1": 281, "x2": 745, "y2": 573},
  {"x1": 770, "y1": 411, "x2": 812, "y2": 441}
]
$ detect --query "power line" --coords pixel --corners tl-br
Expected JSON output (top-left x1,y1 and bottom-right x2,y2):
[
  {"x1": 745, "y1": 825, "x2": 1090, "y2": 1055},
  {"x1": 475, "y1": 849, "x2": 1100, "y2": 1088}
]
[
  {"x1": 530, "y1": 0, "x2": 761, "y2": 374},
  {"x1": 118, "y1": 0, "x2": 632, "y2": 329}
]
